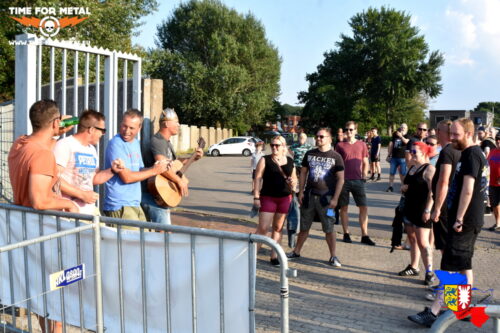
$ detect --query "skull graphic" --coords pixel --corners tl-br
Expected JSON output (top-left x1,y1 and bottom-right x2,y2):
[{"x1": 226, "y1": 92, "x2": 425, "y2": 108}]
[{"x1": 39, "y1": 16, "x2": 60, "y2": 38}]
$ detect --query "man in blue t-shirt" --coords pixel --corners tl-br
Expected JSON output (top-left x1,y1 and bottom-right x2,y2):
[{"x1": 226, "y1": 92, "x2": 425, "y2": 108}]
[{"x1": 103, "y1": 109, "x2": 168, "y2": 221}]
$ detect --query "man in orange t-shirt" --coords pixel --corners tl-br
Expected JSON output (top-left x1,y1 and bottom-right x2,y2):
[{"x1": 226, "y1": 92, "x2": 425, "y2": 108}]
[
  {"x1": 8, "y1": 100, "x2": 78, "y2": 212},
  {"x1": 8, "y1": 99, "x2": 77, "y2": 333}
]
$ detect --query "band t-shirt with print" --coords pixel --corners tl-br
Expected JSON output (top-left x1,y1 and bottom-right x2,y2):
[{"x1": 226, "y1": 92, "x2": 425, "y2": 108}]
[
  {"x1": 54, "y1": 135, "x2": 98, "y2": 214},
  {"x1": 447, "y1": 145, "x2": 488, "y2": 228},
  {"x1": 302, "y1": 148, "x2": 344, "y2": 195}
]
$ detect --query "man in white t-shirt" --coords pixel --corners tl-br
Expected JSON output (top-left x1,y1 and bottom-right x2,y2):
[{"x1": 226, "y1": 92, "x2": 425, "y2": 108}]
[{"x1": 54, "y1": 110, "x2": 122, "y2": 214}]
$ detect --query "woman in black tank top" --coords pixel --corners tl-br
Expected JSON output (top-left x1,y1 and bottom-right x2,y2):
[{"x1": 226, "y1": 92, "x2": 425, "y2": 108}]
[
  {"x1": 398, "y1": 142, "x2": 436, "y2": 286},
  {"x1": 253, "y1": 136, "x2": 297, "y2": 266}
]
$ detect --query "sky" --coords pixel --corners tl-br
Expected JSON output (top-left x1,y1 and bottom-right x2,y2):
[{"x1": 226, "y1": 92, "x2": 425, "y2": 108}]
[{"x1": 132, "y1": 0, "x2": 500, "y2": 111}]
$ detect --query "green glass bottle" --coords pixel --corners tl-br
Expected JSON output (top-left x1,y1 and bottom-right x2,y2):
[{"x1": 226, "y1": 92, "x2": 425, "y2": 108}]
[{"x1": 59, "y1": 116, "x2": 79, "y2": 128}]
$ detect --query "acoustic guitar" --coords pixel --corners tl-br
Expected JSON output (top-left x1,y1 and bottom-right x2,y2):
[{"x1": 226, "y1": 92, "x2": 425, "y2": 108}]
[{"x1": 147, "y1": 137, "x2": 206, "y2": 207}]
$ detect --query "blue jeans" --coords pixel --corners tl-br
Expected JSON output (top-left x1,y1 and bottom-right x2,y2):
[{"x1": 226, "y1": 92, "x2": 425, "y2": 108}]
[
  {"x1": 389, "y1": 158, "x2": 407, "y2": 176},
  {"x1": 141, "y1": 192, "x2": 171, "y2": 225}
]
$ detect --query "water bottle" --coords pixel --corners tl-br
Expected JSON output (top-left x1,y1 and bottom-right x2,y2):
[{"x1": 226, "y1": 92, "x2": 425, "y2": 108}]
[{"x1": 59, "y1": 116, "x2": 79, "y2": 128}]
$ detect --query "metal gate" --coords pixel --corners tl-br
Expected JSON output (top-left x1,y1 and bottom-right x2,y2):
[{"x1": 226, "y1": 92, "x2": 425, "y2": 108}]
[{"x1": 14, "y1": 33, "x2": 141, "y2": 147}]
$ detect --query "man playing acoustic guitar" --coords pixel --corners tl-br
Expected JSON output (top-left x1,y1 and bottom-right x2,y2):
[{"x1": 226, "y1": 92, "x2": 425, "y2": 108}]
[{"x1": 141, "y1": 108, "x2": 204, "y2": 224}]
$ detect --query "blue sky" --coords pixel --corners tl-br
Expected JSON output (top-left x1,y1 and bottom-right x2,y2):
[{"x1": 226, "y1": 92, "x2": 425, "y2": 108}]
[{"x1": 132, "y1": 0, "x2": 500, "y2": 111}]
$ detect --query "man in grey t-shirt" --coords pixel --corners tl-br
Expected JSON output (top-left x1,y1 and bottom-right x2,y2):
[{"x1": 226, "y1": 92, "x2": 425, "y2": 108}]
[{"x1": 141, "y1": 108, "x2": 203, "y2": 224}]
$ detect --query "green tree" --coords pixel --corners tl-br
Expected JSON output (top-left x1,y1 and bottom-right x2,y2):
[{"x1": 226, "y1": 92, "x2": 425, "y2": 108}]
[
  {"x1": 299, "y1": 6, "x2": 443, "y2": 133},
  {"x1": 473, "y1": 102, "x2": 500, "y2": 127},
  {"x1": 0, "y1": 0, "x2": 158, "y2": 102},
  {"x1": 145, "y1": 0, "x2": 281, "y2": 133}
]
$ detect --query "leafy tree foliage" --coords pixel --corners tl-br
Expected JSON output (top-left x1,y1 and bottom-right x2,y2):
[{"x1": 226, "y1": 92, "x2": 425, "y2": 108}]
[
  {"x1": 299, "y1": 7, "x2": 443, "y2": 134},
  {"x1": 0, "y1": 0, "x2": 158, "y2": 102},
  {"x1": 145, "y1": 0, "x2": 281, "y2": 133},
  {"x1": 473, "y1": 102, "x2": 500, "y2": 127}
]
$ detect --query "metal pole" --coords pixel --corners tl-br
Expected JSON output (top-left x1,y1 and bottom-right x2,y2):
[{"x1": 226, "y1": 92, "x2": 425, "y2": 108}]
[{"x1": 93, "y1": 215, "x2": 104, "y2": 333}]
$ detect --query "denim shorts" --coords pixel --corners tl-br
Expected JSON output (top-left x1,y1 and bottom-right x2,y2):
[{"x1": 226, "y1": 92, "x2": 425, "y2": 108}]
[
  {"x1": 389, "y1": 158, "x2": 407, "y2": 176},
  {"x1": 338, "y1": 179, "x2": 367, "y2": 207}
]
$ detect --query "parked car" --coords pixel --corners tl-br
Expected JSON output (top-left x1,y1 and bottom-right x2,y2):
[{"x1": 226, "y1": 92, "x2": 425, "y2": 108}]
[{"x1": 208, "y1": 136, "x2": 256, "y2": 156}]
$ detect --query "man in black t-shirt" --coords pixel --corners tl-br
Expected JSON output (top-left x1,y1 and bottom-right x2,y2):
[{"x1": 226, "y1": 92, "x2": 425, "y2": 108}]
[
  {"x1": 477, "y1": 126, "x2": 496, "y2": 157},
  {"x1": 405, "y1": 122, "x2": 428, "y2": 166},
  {"x1": 430, "y1": 120, "x2": 461, "y2": 252},
  {"x1": 287, "y1": 128, "x2": 345, "y2": 267},
  {"x1": 386, "y1": 123, "x2": 409, "y2": 192},
  {"x1": 409, "y1": 118, "x2": 488, "y2": 327}
]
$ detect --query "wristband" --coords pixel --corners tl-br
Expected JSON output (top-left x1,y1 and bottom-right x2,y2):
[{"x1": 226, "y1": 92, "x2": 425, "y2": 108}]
[
  {"x1": 424, "y1": 209, "x2": 431, "y2": 214},
  {"x1": 254, "y1": 197, "x2": 260, "y2": 200}
]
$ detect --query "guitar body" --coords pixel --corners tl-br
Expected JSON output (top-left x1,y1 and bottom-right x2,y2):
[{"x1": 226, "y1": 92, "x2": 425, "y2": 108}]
[
  {"x1": 147, "y1": 160, "x2": 188, "y2": 208},
  {"x1": 147, "y1": 137, "x2": 205, "y2": 208}
]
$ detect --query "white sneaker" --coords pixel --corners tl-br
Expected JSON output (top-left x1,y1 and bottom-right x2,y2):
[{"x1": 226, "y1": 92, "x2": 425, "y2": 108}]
[{"x1": 329, "y1": 256, "x2": 342, "y2": 267}]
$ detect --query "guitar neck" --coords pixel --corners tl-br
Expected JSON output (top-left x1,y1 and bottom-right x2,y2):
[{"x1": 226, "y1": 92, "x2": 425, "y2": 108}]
[{"x1": 179, "y1": 148, "x2": 199, "y2": 175}]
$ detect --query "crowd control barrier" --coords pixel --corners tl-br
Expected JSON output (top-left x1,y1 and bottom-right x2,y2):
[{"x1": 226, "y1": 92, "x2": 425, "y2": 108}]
[{"x1": 0, "y1": 203, "x2": 292, "y2": 333}]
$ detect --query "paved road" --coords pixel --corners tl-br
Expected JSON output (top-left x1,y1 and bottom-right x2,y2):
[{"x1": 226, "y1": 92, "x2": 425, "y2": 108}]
[{"x1": 173, "y1": 149, "x2": 500, "y2": 333}]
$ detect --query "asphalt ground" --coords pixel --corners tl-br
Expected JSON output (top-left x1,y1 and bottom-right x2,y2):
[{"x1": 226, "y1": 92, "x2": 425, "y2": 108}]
[{"x1": 172, "y1": 148, "x2": 500, "y2": 332}]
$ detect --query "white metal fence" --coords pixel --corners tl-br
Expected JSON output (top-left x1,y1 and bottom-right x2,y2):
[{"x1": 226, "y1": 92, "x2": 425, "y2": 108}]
[{"x1": 0, "y1": 203, "x2": 292, "y2": 333}]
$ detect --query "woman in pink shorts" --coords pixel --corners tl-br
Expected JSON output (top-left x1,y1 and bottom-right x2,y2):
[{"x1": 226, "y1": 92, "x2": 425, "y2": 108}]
[{"x1": 253, "y1": 135, "x2": 297, "y2": 266}]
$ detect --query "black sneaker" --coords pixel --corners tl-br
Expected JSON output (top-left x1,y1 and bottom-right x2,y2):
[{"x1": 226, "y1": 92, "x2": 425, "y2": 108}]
[
  {"x1": 398, "y1": 264, "x2": 420, "y2": 276},
  {"x1": 376, "y1": 174, "x2": 381, "y2": 181},
  {"x1": 408, "y1": 307, "x2": 437, "y2": 327},
  {"x1": 361, "y1": 236, "x2": 376, "y2": 246},
  {"x1": 424, "y1": 271, "x2": 436, "y2": 286},
  {"x1": 488, "y1": 225, "x2": 500, "y2": 231},
  {"x1": 485, "y1": 206, "x2": 492, "y2": 216},
  {"x1": 270, "y1": 258, "x2": 280, "y2": 266},
  {"x1": 286, "y1": 251, "x2": 300, "y2": 259},
  {"x1": 386, "y1": 186, "x2": 393, "y2": 192},
  {"x1": 343, "y1": 233, "x2": 352, "y2": 243},
  {"x1": 369, "y1": 174, "x2": 375, "y2": 181}
]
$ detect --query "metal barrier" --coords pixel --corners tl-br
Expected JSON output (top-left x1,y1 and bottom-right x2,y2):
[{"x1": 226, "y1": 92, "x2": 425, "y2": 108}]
[
  {"x1": 430, "y1": 305, "x2": 500, "y2": 333},
  {"x1": 0, "y1": 205, "x2": 103, "y2": 333},
  {"x1": 0, "y1": 203, "x2": 292, "y2": 333}
]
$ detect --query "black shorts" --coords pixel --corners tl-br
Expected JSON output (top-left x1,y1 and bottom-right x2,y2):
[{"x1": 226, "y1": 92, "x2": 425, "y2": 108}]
[
  {"x1": 489, "y1": 186, "x2": 500, "y2": 207},
  {"x1": 433, "y1": 210, "x2": 448, "y2": 250},
  {"x1": 441, "y1": 224, "x2": 480, "y2": 271},
  {"x1": 370, "y1": 153, "x2": 380, "y2": 162}
]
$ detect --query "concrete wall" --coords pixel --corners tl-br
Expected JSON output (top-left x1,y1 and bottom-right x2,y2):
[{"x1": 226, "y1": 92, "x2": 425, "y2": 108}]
[{"x1": 208, "y1": 127, "x2": 216, "y2": 146}]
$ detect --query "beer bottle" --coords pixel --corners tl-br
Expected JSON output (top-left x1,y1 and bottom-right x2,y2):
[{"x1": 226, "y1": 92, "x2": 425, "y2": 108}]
[{"x1": 59, "y1": 116, "x2": 79, "y2": 128}]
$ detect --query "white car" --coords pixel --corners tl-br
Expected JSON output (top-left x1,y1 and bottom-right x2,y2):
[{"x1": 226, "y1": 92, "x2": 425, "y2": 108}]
[{"x1": 208, "y1": 136, "x2": 257, "y2": 156}]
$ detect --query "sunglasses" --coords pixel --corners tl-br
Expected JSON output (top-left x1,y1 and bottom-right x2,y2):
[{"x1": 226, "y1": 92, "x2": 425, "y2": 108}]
[
  {"x1": 315, "y1": 135, "x2": 330, "y2": 139},
  {"x1": 411, "y1": 149, "x2": 418, "y2": 155},
  {"x1": 344, "y1": 128, "x2": 355, "y2": 132},
  {"x1": 427, "y1": 143, "x2": 436, "y2": 146},
  {"x1": 270, "y1": 144, "x2": 281, "y2": 148},
  {"x1": 418, "y1": 128, "x2": 428, "y2": 131},
  {"x1": 93, "y1": 126, "x2": 107, "y2": 134}
]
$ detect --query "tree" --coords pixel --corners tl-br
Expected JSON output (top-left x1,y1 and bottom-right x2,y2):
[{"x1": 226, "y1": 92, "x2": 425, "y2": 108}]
[
  {"x1": 473, "y1": 102, "x2": 500, "y2": 127},
  {"x1": 144, "y1": 0, "x2": 281, "y2": 133},
  {"x1": 299, "y1": 7, "x2": 443, "y2": 133},
  {"x1": 0, "y1": 0, "x2": 158, "y2": 102}
]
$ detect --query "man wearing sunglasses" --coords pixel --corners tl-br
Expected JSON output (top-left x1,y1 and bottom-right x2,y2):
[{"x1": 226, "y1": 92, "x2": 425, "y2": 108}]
[
  {"x1": 405, "y1": 122, "x2": 428, "y2": 167},
  {"x1": 53, "y1": 110, "x2": 124, "y2": 214},
  {"x1": 335, "y1": 121, "x2": 376, "y2": 245}
]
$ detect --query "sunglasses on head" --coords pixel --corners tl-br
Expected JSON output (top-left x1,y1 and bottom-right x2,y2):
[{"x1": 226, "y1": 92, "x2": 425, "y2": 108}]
[
  {"x1": 270, "y1": 143, "x2": 281, "y2": 148},
  {"x1": 315, "y1": 135, "x2": 330, "y2": 139},
  {"x1": 418, "y1": 128, "x2": 428, "y2": 131}
]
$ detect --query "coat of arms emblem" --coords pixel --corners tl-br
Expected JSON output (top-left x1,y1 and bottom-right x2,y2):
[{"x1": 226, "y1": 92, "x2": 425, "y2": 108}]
[{"x1": 444, "y1": 284, "x2": 471, "y2": 312}]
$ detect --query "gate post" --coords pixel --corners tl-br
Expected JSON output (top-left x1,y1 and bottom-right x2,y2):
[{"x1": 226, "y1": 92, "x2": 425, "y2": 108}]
[{"x1": 14, "y1": 34, "x2": 38, "y2": 137}]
